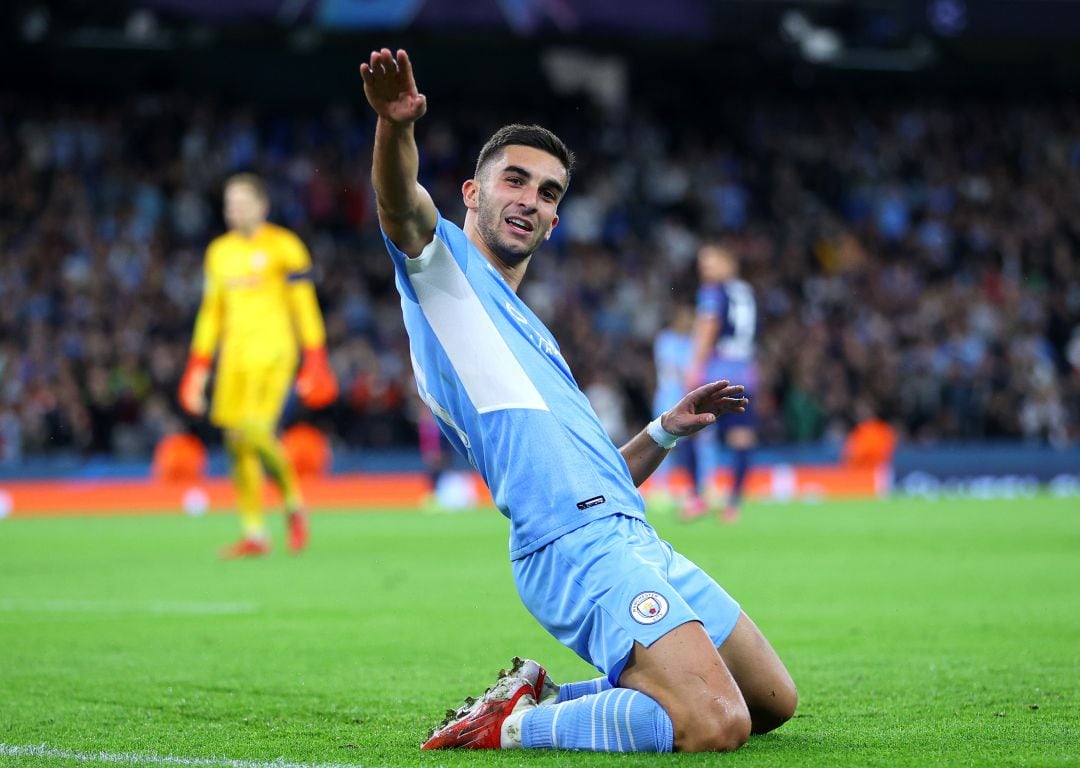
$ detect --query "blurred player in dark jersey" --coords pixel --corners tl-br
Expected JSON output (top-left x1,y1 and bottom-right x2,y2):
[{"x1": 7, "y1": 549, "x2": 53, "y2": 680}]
[{"x1": 685, "y1": 242, "x2": 757, "y2": 522}]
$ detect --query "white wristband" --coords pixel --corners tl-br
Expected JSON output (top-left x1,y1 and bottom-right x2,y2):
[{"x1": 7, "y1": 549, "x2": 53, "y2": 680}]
[{"x1": 646, "y1": 414, "x2": 680, "y2": 450}]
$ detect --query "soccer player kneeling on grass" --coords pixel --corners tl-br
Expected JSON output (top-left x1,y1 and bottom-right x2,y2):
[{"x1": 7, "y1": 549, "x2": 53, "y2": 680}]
[
  {"x1": 361, "y1": 48, "x2": 797, "y2": 752},
  {"x1": 179, "y1": 173, "x2": 338, "y2": 558}
]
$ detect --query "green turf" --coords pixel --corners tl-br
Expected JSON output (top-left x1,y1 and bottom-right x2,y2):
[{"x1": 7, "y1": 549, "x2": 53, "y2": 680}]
[{"x1": 0, "y1": 497, "x2": 1077, "y2": 767}]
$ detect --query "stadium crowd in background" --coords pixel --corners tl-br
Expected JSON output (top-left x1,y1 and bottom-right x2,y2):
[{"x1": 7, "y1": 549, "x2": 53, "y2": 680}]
[{"x1": 1, "y1": 92, "x2": 1078, "y2": 463}]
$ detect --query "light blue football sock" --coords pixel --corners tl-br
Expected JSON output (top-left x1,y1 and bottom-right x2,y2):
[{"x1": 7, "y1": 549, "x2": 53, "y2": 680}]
[
  {"x1": 554, "y1": 676, "x2": 612, "y2": 703},
  {"x1": 521, "y1": 688, "x2": 674, "y2": 752}
]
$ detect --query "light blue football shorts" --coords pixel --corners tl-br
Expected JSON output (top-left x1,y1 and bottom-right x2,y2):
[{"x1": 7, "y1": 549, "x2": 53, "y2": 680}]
[{"x1": 512, "y1": 513, "x2": 741, "y2": 686}]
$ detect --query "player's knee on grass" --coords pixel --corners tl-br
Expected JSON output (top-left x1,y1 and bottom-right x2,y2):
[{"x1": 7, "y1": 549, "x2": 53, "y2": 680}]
[
  {"x1": 671, "y1": 697, "x2": 752, "y2": 752},
  {"x1": 716, "y1": 612, "x2": 797, "y2": 734},
  {"x1": 738, "y1": 650, "x2": 798, "y2": 734},
  {"x1": 619, "y1": 623, "x2": 754, "y2": 751},
  {"x1": 752, "y1": 675, "x2": 798, "y2": 734}
]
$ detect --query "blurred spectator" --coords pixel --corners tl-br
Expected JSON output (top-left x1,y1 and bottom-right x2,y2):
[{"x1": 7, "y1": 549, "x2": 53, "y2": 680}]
[
  {"x1": 843, "y1": 399, "x2": 898, "y2": 470},
  {"x1": 152, "y1": 432, "x2": 208, "y2": 483}
]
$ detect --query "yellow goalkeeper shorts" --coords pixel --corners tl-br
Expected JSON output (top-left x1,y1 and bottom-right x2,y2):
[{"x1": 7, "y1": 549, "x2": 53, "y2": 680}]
[{"x1": 210, "y1": 360, "x2": 296, "y2": 430}]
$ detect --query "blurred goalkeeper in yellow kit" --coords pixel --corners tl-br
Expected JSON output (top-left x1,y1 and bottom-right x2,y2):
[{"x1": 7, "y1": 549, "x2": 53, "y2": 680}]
[{"x1": 179, "y1": 173, "x2": 338, "y2": 558}]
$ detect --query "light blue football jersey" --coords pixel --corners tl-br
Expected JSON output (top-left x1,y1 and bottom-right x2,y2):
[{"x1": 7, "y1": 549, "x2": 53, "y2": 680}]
[
  {"x1": 652, "y1": 328, "x2": 691, "y2": 416},
  {"x1": 383, "y1": 214, "x2": 646, "y2": 559}
]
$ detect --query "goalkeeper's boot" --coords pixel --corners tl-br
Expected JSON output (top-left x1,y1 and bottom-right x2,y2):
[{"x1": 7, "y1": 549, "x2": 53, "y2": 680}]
[
  {"x1": 287, "y1": 508, "x2": 309, "y2": 554},
  {"x1": 499, "y1": 656, "x2": 559, "y2": 704},
  {"x1": 421, "y1": 675, "x2": 536, "y2": 750},
  {"x1": 219, "y1": 537, "x2": 270, "y2": 559}
]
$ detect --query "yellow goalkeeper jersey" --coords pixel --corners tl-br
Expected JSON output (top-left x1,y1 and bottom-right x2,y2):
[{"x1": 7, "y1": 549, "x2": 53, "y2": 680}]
[{"x1": 190, "y1": 223, "x2": 326, "y2": 369}]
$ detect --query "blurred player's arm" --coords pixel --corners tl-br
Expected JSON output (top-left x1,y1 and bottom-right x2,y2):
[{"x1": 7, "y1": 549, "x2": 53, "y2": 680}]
[
  {"x1": 284, "y1": 234, "x2": 338, "y2": 409},
  {"x1": 179, "y1": 247, "x2": 223, "y2": 416},
  {"x1": 361, "y1": 48, "x2": 437, "y2": 257},
  {"x1": 619, "y1": 380, "x2": 747, "y2": 486},
  {"x1": 686, "y1": 310, "x2": 720, "y2": 388}
]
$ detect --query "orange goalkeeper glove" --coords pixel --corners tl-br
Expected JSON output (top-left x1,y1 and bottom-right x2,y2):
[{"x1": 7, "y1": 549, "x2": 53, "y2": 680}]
[
  {"x1": 178, "y1": 354, "x2": 212, "y2": 416},
  {"x1": 296, "y1": 347, "x2": 338, "y2": 409}
]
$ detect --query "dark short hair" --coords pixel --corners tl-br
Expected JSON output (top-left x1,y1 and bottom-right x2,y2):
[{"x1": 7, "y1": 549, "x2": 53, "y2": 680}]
[
  {"x1": 225, "y1": 172, "x2": 269, "y2": 201},
  {"x1": 474, "y1": 124, "x2": 575, "y2": 187}
]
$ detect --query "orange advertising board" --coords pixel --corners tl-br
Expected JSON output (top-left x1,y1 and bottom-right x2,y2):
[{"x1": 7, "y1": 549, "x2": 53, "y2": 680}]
[{"x1": 0, "y1": 465, "x2": 888, "y2": 519}]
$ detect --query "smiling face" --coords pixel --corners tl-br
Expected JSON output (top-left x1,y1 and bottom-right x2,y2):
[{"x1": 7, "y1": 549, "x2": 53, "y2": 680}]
[{"x1": 463, "y1": 144, "x2": 567, "y2": 268}]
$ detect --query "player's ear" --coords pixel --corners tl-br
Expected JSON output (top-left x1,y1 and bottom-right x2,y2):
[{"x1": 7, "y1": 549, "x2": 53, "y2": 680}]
[
  {"x1": 462, "y1": 179, "x2": 479, "y2": 211},
  {"x1": 543, "y1": 213, "x2": 559, "y2": 241}
]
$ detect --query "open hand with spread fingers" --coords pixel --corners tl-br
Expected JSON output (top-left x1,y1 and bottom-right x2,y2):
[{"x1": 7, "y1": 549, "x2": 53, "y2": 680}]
[
  {"x1": 661, "y1": 380, "x2": 747, "y2": 438},
  {"x1": 360, "y1": 48, "x2": 427, "y2": 125}
]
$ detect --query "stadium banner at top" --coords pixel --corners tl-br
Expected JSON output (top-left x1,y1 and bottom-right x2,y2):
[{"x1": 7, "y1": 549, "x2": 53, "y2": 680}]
[{"x1": 138, "y1": 0, "x2": 712, "y2": 36}]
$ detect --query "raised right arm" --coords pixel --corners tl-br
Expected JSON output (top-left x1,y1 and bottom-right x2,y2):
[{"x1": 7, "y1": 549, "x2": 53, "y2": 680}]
[{"x1": 360, "y1": 48, "x2": 438, "y2": 257}]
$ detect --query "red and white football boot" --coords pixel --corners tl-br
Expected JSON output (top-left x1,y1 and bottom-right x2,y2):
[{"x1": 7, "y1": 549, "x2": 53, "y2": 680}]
[
  {"x1": 501, "y1": 656, "x2": 559, "y2": 704},
  {"x1": 421, "y1": 675, "x2": 536, "y2": 750}
]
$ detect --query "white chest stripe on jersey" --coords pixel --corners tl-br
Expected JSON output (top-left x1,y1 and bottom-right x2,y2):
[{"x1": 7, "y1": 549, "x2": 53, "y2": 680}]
[
  {"x1": 407, "y1": 236, "x2": 549, "y2": 414},
  {"x1": 410, "y1": 350, "x2": 470, "y2": 449}
]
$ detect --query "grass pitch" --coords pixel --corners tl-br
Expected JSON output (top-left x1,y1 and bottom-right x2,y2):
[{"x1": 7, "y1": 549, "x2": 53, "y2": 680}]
[{"x1": 0, "y1": 496, "x2": 1077, "y2": 767}]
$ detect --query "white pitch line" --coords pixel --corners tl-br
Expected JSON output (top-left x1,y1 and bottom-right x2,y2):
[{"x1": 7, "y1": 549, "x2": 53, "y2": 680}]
[
  {"x1": 0, "y1": 743, "x2": 370, "y2": 768},
  {"x1": 0, "y1": 599, "x2": 258, "y2": 616}
]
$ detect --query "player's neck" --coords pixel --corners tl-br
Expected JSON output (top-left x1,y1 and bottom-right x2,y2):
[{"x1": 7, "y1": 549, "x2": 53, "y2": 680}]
[
  {"x1": 463, "y1": 221, "x2": 529, "y2": 293},
  {"x1": 234, "y1": 222, "x2": 264, "y2": 239},
  {"x1": 487, "y1": 252, "x2": 528, "y2": 293}
]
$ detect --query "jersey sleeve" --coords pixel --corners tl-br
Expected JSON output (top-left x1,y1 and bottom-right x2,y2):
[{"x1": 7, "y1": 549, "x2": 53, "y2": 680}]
[
  {"x1": 381, "y1": 212, "x2": 469, "y2": 304},
  {"x1": 696, "y1": 284, "x2": 728, "y2": 320},
  {"x1": 279, "y1": 230, "x2": 327, "y2": 349},
  {"x1": 280, "y1": 229, "x2": 314, "y2": 279}
]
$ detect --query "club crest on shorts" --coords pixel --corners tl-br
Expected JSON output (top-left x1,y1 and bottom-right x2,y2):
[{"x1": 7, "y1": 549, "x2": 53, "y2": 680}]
[{"x1": 630, "y1": 591, "x2": 669, "y2": 624}]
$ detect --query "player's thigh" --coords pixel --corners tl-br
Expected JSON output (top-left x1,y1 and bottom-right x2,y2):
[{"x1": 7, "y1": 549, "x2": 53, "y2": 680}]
[
  {"x1": 514, "y1": 516, "x2": 741, "y2": 674},
  {"x1": 211, "y1": 363, "x2": 292, "y2": 429},
  {"x1": 665, "y1": 545, "x2": 796, "y2": 731},
  {"x1": 210, "y1": 366, "x2": 244, "y2": 429},
  {"x1": 513, "y1": 515, "x2": 706, "y2": 681},
  {"x1": 716, "y1": 612, "x2": 797, "y2": 732}
]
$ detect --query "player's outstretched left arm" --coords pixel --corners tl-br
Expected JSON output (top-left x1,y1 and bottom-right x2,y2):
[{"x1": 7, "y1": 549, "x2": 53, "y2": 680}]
[
  {"x1": 685, "y1": 311, "x2": 720, "y2": 389},
  {"x1": 620, "y1": 380, "x2": 747, "y2": 487}
]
